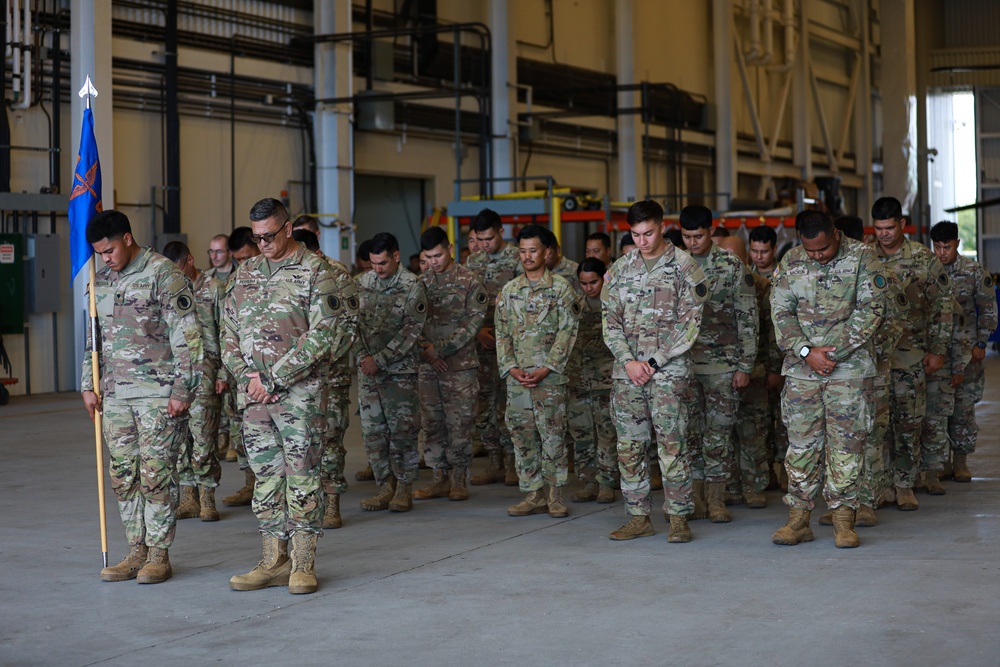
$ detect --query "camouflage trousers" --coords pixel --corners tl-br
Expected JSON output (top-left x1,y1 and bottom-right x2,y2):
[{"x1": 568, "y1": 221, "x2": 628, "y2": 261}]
[
  {"x1": 781, "y1": 376, "x2": 872, "y2": 510},
  {"x1": 243, "y1": 397, "x2": 325, "y2": 538},
  {"x1": 321, "y1": 384, "x2": 351, "y2": 496},
  {"x1": 219, "y1": 381, "x2": 232, "y2": 444},
  {"x1": 102, "y1": 397, "x2": 187, "y2": 550},
  {"x1": 568, "y1": 387, "x2": 619, "y2": 488},
  {"x1": 888, "y1": 365, "x2": 926, "y2": 488},
  {"x1": 950, "y1": 360, "x2": 985, "y2": 454},
  {"x1": 733, "y1": 378, "x2": 771, "y2": 494},
  {"x1": 687, "y1": 371, "x2": 739, "y2": 482},
  {"x1": 770, "y1": 386, "x2": 788, "y2": 463},
  {"x1": 419, "y1": 367, "x2": 478, "y2": 470},
  {"x1": 612, "y1": 376, "x2": 693, "y2": 517},
  {"x1": 920, "y1": 375, "x2": 956, "y2": 473},
  {"x1": 505, "y1": 382, "x2": 568, "y2": 491},
  {"x1": 859, "y1": 373, "x2": 892, "y2": 508},
  {"x1": 178, "y1": 388, "x2": 222, "y2": 488},
  {"x1": 359, "y1": 372, "x2": 420, "y2": 485},
  {"x1": 227, "y1": 383, "x2": 250, "y2": 472},
  {"x1": 476, "y1": 348, "x2": 514, "y2": 455}
]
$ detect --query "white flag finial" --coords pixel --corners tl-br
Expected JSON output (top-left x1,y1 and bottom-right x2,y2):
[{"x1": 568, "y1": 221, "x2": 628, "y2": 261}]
[{"x1": 78, "y1": 76, "x2": 99, "y2": 100}]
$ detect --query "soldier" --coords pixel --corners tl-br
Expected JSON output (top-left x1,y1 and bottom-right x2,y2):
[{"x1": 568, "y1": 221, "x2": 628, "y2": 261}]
[
  {"x1": 353, "y1": 239, "x2": 373, "y2": 276},
  {"x1": 930, "y1": 221, "x2": 998, "y2": 483},
  {"x1": 546, "y1": 236, "x2": 581, "y2": 292},
  {"x1": 567, "y1": 257, "x2": 619, "y2": 503},
  {"x1": 679, "y1": 205, "x2": 758, "y2": 523},
  {"x1": 204, "y1": 233, "x2": 235, "y2": 460},
  {"x1": 467, "y1": 209, "x2": 521, "y2": 486},
  {"x1": 495, "y1": 224, "x2": 579, "y2": 518},
  {"x1": 355, "y1": 232, "x2": 428, "y2": 513},
  {"x1": 748, "y1": 225, "x2": 778, "y2": 277},
  {"x1": 224, "y1": 198, "x2": 355, "y2": 595},
  {"x1": 770, "y1": 210, "x2": 887, "y2": 549},
  {"x1": 163, "y1": 241, "x2": 226, "y2": 522},
  {"x1": 585, "y1": 231, "x2": 614, "y2": 266},
  {"x1": 603, "y1": 200, "x2": 707, "y2": 541},
  {"x1": 872, "y1": 197, "x2": 953, "y2": 511},
  {"x1": 204, "y1": 233, "x2": 236, "y2": 283},
  {"x1": 81, "y1": 210, "x2": 203, "y2": 584},
  {"x1": 292, "y1": 214, "x2": 322, "y2": 239},
  {"x1": 413, "y1": 226, "x2": 488, "y2": 502},
  {"x1": 619, "y1": 232, "x2": 637, "y2": 256}
]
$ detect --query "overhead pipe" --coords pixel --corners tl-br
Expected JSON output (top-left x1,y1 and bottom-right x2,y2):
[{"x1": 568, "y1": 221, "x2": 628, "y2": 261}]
[
  {"x1": 758, "y1": 0, "x2": 774, "y2": 66},
  {"x1": 745, "y1": 0, "x2": 761, "y2": 63},
  {"x1": 767, "y1": 0, "x2": 796, "y2": 72},
  {"x1": 11, "y1": 0, "x2": 30, "y2": 109}
]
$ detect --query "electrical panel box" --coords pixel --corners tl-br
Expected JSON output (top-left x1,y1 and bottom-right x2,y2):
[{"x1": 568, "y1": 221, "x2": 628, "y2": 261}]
[
  {"x1": 0, "y1": 233, "x2": 25, "y2": 334},
  {"x1": 357, "y1": 90, "x2": 394, "y2": 131},
  {"x1": 26, "y1": 233, "x2": 61, "y2": 313}
]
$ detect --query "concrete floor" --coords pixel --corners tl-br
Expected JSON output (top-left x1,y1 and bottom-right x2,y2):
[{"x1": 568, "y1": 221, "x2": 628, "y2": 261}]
[{"x1": 2, "y1": 360, "x2": 998, "y2": 667}]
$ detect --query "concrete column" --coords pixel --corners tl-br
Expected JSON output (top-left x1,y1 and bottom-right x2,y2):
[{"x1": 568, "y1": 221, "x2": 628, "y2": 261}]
[
  {"x1": 713, "y1": 0, "x2": 735, "y2": 211},
  {"x1": 615, "y1": 0, "x2": 640, "y2": 201},
  {"x1": 792, "y1": 0, "x2": 812, "y2": 182},
  {"x1": 489, "y1": 0, "x2": 514, "y2": 195},
  {"x1": 854, "y1": 0, "x2": 874, "y2": 221},
  {"x1": 880, "y1": 0, "x2": 918, "y2": 214}
]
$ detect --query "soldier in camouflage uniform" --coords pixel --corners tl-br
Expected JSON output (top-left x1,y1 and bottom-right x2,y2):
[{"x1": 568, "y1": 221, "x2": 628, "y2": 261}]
[
  {"x1": 872, "y1": 197, "x2": 953, "y2": 511},
  {"x1": 355, "y1": 232, "x2": 428, "y2": 513},
  {"x1": 467, "y1": 209, "x2": 521, "y2": 486},
  {"x1": 567, "y1": 258, "x2": 619, "y2": 503},
  {"x1": 204, "y1": 233, "x2": 235, "y2": 460},
  {"x1": 603, "y1": 200, "x2": 708, "y2": 542},
  {"x1": 82, "y1": 211, "x2": 203, "y2": 584},
  {"x1": 546, "y1": 236, "x2": 581, "y2": 293},
  {"x1": 163, "y1": 242, "x2": 226, "y2": 523},
  {"x1": 585, "y1": 231, "x2": 614, "y2": 266},
  {"x1": 411, "y1": 227, "x2": 488, "y2": 502},
  {"x1": 496, "y1": 224, "x2": 580, "y2": 518},
  {"x1": 679, "y1": 206, "x2": 758, "y2": 523},
  {"x1": 770, "y1": 210, "x2": 887, "y2": 548},
  {"x1": 931, "y1": 221, "x2": 998, "y2": 483},
  {"x1": 224, "y1": 198, "x2": 356, "y2": 595}
]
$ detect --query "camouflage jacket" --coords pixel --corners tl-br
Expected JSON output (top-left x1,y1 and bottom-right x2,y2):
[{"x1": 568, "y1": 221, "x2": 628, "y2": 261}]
[
  {"x1": 223, "y1": 242, "x2": 356, "y2": 409},
  {"x1": 877, "y1": 238, "x2": 953, "y2": 369},
  {"x1": 82, "y1": 247, "x2": 203, "y2": 403},
  {"x1": 326, "y1": 258, "x2": 360, "y2": 387},
  {"x1": 750, "y1": 273, "x2": 783, "y2": 378},
  {"x1": 356, "y1": 266, "x2": 427, "y2": 375},
  {"x1": 690, "y1": 244, "x2": 759, "y2": 375},
  {"x1": 602, "y1": 243, "x2": 708, "y2": 380},
  {"x1": 933, "y1": 295, "x2": 973, "y2": 381},
  {"x1": 567, "y1": 295, "x2": 613, "y2": 391},
  {"x1": 419, "y1": 262, "x2": 488, "y2": 372},
  {"x1": 873, "y1": 265, "x2": 906, "y2": 377},
  {"x1": 551, "y1": 255, "x2": 581, "y2": 293},
  {"x1": 190, "y1": 271, "x2": 225, "y2": 390},
  {"x1": 466, "y1": 243, "x2": 522, "y2": 328},
  {"x1": 771, "y1": 237, "x2": 887, "y2": 380},
  {"x1": 495, "y1": 269, "x2": 579, "y2": 386},
  {"x1": 204, "y1": 264, "x2": 234, "y2": 284},
  {"x1": 946, "y1": 254, "x2": 998, "y2": 350}
]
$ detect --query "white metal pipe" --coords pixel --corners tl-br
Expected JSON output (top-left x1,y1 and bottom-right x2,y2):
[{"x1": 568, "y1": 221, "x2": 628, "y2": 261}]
[
  {"x1": 767, "y1": 0, "x2": 796, "y2": 72},
  {"x1": 746, "y1": 0, "x2": 761, "y2": 63},
  {"x1": 11, "y1": 0, "x2": 21, "y2": 102},
  {"x1": 758, "y1": 0, "x2": 773, "y2": 66},
  {"x1": 14, "y1": 0, "x2": 32, "y2": 109}
]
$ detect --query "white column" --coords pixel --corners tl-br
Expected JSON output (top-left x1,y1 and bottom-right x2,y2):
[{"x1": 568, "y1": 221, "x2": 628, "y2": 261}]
[
  {"x1": 713, "y1": 0, "x2": 735, "y2": 211},
  {"x1": 615, "y1": 0, "x2": 639, "y2": 201},
  {"x1": 489, "y1": 0, "x2": 514, "y2": 195},
  {"x1": 880, "y1": 0, "x2": 918, "y2": 214}
]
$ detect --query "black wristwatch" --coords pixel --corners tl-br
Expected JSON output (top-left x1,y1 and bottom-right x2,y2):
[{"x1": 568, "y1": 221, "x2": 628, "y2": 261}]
[
  {"x1": 977, "y1": 341, "x2": 987, "y2": 349},
  {"x1": 799, "y1": 345, "x2": 811, "y2": 359},
  {"x1": 647, "y1": 357, "x2": 659, "y2": 370}
]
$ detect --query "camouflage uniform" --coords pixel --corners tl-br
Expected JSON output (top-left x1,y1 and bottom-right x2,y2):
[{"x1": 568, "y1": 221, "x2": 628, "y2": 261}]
[
  {"x1": 876, "y1": 239, "x2": 952, "y2": 489},
  {"x1": 688, "y1": 244, "x2": 758, "y2": 483},
  {"x1": 205, "y1": 265, "x2": 235, "y2": 450},
  {"x1": 82, "y1": 247, "x2": 203, "y2": 550},
  {"x1": 495, "y1": 270, "x2": 579, "y2": 491},
  {"x1": 921, "y1": 295, "x2": 971, "y2": 474},
  {"x1": 751, "y1": 264, "x2": 787, "y2": 465},
  {"x1": 771, "y1": 238, "x2": 887, "y2": 510},
  {"x1": 567, "y1": 295, "x2": 619, "y2": 489},
  {"x1": 466, "y1": 245, "x2": 521, "y2": 456},
  {"x1": 551, "y1": 255, "x2": 581, "y2": 293},
  {"x1": 223, "y1": 242, "x2": 356, "y2": 538},
  {"x1": 356, "y1": 266, "x2": 427, "y2": 485},
  {"x1": 418, "y1": 262, "x2": 488, "y2": 470},
  {"x1": 603, "y1": 245, "x2": 708, "y2": 517}
]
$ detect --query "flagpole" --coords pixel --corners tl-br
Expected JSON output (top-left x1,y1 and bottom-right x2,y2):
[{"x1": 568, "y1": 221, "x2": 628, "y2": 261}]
[{"x1": 89, "y1": 254, "x2": 108, "y2": 568}]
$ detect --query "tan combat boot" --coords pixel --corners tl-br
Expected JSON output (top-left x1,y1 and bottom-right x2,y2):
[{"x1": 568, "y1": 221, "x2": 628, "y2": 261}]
[
  {"x1": 355, "y1": 464, "x2": 375, "y2": 481},
  {"x1": 449, "y1": 467, "x2": 470, "y2": 501},
  {"x1": 322, "y1": 493, "x2": 342, "y2": 529},
  {"x1": 952, "y1": 453, "x2": 972, "y2": 483},
  {"x1": 691, "y1": 479, "x2": 708, "y2": 520},
  {"x1": 667, "y1": 514, "x2": 692, "y2": 543},
  {"x1": 100, "y1": 544, "x2": 148, "y2": 582},
  {"x1": 855, "y1": 504, "x2": 878, "y2": 527},
  {"x1": 895, "y1": 486, "x2": 919, "y2": 511},
  {"x1": 832, "y1": 506, "x2": 860, "y2": 548},
  {"x1": 609, "y1": 515, "x2": 654, "y2": 540},
  {"x1": 413, "y1": 469, "x2": 451, "y2": 500},
  {"x1": 360, "y1": 477, "x2": 397, "y2": 511},
  {"x1": 940, "y1": 457, "x2": 954, "y2": 480},
  {"x1": 706, "y1": 482, "x2": 732, "y2": 523},
  {"x1": 230, "y1": 535, "x2": 290, "y2": 590},
  {"x1": 471, "y1": 451, "x2": 503, "y2": 485},
  {"x1": 547, "y1": 484, "x2": 569, "y2": 518},
  {"x1": 572, "y1": 481, "x2": 599, "y2": 503},
  {"x1": 136, "y1": 547, "x2": 172, "y2": 584},
  {"x1": 217, "y1": 431, "x2": 230, "y2": 459},
  {"x1": 176, "y1": 485, "x2": 200, "y2": 519},
  {"x1": 819, "y1": 510, "x2": 834, "y2": 526},
  {"x1": 288, "y1": 533, "x2": 318, "y2": 595},
  {"x1": 596, "y1": 485, "x2": 616, "y2": 503},
  {"x1": 771, "y1": 508, "x2": 814, "y2": 545},
  {"x1": 388, "y1": 481, "x2": 413, "y2": 512},
  {"x1": 507, "y1": 489, "x2": 548, "y2": 517},
  {"x1": 650, "y1": 464, "x2": 663, "y2": 491},
  {"x1": 745, "y1": 491, "x2": 768, "y2": 509},
  {"x1": 504, "y1": 452, "x2": 519, "y2": 486},
  {"x1": 223, "y1": 468, "x2": 255, "y2": 507},
  {"x1": 923, "y1": 471, "x2": 946, "y2": 495},
  {"x1": 199, "y1": 486, "x2": 220, "y2": 522}
]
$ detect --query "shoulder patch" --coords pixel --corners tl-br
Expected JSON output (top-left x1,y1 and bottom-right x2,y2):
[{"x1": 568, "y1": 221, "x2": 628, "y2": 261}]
[
  {"x1": 986, "y1": 275, "x2": 994, "y2": 288},
  {"x1": 873, "y1": 274, "x2": 887, "y2": 290},
  {"x1": 476, "y1": 291, "x2": 488, "y2": 304},
  {"x1": 347, "y1": 295, "x2": 360, "y2": 311},
  {"x1": 958, "y1": 314, "x2": 966, "y2": 327},
  {"x1": 571, "y1": 300, "x2": 582, "y2": 316},
  {"x1": 938, "y1": 272, "x2": 949, "y2": 286},
  {"x1": 176, "y1": 293, "x2": 192, "y2": 312},
  {"x1": 744, "y1": 273, "x2": 754, "y2": 287},
  {"x1": 172, "y1": 288, "x2": 195, "y2": 316},
  {"x1": 409, "y1": 298, "x2": 428, "y2": 317},
  {"x1": 327, "y1": 295, "x2": 341, "y2": 312},
  {"x1": 896, "y1": 293, "x2": 908, "y2": 307},
  {"x1": 695, "y1": 283, "x2": 707, "y2": 298}
]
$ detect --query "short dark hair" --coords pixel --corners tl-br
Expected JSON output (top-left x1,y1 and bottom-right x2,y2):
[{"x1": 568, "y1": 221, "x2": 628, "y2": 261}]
[
  {"x1": 930, "y1": 221, "x2": 959, "y2": 243},
  {"x1": 578, "y1": 257, "x2": 607, "y2": 276},
  {"x1": 249, "y1": 198, "x2": 289, "y2": 225},
  {"x1": 626, "y1": 200, "x2": 663, "y2": 226},
  {"x1": 471, "y1": 208, "x2": 503, "y2": 233},
  {"x1": 586, "y1": 231, "x2": 612, "y2": 249},
  {"x1": 516, "y1": 223, "x2": 549, "y2": 245},
  {"x1": 664, "y1": 228, "x2": 685, "y2": 249},
  {"x1": 369, "y1": 232, "x2": 399, "y2": 255},
  {"x1": 420, "y1": 226, "x2": 450, "y2": 252},
  {"x1": 711, "y1": 226, "x2": 730, "y2": 237},
  {"x1": 619, "y1": 232, "x2": 635, "y2": 251},
  {"x1": 292, "y1": 229, "x2": 320, "y2": 252},
  {"x1": 356, "y1": 239, "x2": 373, "y2": 261},
  {"x1": 679, "y1": 205, "x2": 713, "y2": 231},
  {"x1": 834, "y1": 216, "x2": 865, "y2": 242},
  {"x1": 86, "y1": 210, "x2": 132, "y2": 244},
  {"x1": 871, "y1": 196, "x2": 903, "y2": 221},
  {"x1": 748, "y1": 225, "x2": 777, "y2": 247},
  {"x1": 162, "y1": 240, "x2": 191, "y2": 264},
  {"x1": 538, "y1": 227, "x2": 558, "y2": 250},
  {"x1": 796, "y1": 210, "x2": 835, "y2": 240},
  {"x1": 292, "y1": 214, "x2": 320, "y2": 234},
  {"x1": 229, "y1": 226, "x2": 255, "y2": 251}
]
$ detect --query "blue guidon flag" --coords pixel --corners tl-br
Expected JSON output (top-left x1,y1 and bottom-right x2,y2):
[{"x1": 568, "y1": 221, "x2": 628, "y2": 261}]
[{"x1": 68, "y1": 107, "x2": 103, "y2": 281}]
